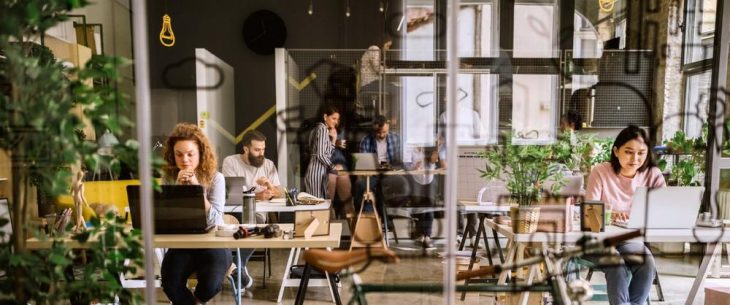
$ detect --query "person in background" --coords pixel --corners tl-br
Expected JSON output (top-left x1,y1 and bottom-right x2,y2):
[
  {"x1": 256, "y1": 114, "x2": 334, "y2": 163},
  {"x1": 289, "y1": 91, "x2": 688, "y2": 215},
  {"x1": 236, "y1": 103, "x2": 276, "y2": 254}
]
[
  {"x1": 305, "y1": 105, "x2": 340, "y2": 199},
  {"x1": 404, "y1": 146, "x2": 442, "y2": 249},
  {"x1": 221, "y1": 129, "x2": 283, "y2": 290},
  {"x1": 328, "y1": 127, "x2": 354, "y2": 220},
  {"x1": 354, "y1": 115, "x2": 402, "y2": 211},
  {"x1": 222, "y1": 130, "x2": 283, "y2": 201},
  {"x1": 160, "y1": 123, "x2": 230, "y2": 305},
  {"x1": 585, "y1": 125, "x2": 665, "y2": 305},
  {"x1": 560, "y1": 110, "x2": 583, "y2": 132}
]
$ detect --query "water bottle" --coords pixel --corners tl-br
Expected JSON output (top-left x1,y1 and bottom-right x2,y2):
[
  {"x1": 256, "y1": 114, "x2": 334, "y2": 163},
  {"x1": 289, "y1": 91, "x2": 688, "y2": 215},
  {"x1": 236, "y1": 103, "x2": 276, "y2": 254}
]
[{"x1": 242, "y1": 189, "x2": 256, "y2": 225}]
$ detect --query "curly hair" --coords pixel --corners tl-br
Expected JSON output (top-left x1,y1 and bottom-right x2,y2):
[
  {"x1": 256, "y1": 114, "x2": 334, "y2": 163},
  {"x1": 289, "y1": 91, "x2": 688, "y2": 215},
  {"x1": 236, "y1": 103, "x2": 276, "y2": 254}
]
[{"x1": 162, "y1": 123, "x2": 218, "y2": 188}]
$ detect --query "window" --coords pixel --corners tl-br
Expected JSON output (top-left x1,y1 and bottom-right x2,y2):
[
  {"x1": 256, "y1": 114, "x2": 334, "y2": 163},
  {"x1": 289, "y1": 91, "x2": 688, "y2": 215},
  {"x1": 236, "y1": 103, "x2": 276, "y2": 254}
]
[
  {"x1": 683, "y1": 0, "x2": 716, "y2": 65},
  {"x1": 683, "y1": 70, "x2": 711, "y2": 138},
  {"x1": 514, "y1": 1, "x2": 559, "y2": 58}
]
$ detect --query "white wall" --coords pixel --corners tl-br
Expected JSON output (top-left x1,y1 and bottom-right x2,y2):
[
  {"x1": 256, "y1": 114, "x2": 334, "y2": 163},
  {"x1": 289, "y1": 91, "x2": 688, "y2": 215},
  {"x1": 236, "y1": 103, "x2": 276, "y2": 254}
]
[{"x1": 195, "y1": 48, "x2": 236, "y2": 166}]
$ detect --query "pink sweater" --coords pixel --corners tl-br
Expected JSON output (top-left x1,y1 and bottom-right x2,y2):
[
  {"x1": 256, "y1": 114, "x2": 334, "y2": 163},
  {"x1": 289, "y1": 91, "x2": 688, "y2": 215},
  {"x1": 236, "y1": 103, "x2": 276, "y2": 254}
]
[{"x1": 585, "y1": 162, "x2": 666, "y2": 212}]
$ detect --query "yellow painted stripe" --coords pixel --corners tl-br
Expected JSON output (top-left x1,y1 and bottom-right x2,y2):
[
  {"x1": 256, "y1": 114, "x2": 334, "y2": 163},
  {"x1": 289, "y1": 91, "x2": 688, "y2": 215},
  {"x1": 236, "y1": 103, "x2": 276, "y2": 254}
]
[
  {"x1": 206, "y1": 105, "x2": 277, "y2": 144},
  {"x1": 288, "y1": 73, "x2": 317, "y2": 91}
]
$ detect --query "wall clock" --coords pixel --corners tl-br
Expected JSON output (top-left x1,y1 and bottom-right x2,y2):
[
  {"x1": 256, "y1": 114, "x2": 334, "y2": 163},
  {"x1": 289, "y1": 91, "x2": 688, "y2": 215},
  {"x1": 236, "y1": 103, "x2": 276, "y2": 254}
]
[{"x1": 242, "y1": 10, "x2": 287, "y2": 55}]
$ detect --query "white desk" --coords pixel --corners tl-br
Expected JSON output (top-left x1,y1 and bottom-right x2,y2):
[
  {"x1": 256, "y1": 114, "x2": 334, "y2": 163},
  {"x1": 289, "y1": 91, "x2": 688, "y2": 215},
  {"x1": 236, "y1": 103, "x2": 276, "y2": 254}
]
[
  {"x1": 224, "y1": 200, "x2": 331, "y2": 214},
  {"x1": 27, "y1": 223, "x2": 342, "y2": 305},
  {"x1": 223, "y1": 200, "x2": 335, "y2": 304},
  {"x1": 483, "y1": 219, "x2": 730, "y2": 305}
]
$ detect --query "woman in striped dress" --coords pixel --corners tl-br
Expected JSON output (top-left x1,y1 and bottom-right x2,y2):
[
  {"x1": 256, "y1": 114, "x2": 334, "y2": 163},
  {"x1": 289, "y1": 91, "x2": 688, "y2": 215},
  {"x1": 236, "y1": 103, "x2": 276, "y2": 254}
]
[{"x1": 305, "y1": 105, "x2": 340, "y2": 198}]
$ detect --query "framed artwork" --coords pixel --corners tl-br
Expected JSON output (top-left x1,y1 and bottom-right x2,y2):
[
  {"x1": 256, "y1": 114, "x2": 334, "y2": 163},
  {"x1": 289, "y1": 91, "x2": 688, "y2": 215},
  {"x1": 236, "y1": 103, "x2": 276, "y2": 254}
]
[{"x1": 581, "y1": 200, "x2": 604, "y2": 232}]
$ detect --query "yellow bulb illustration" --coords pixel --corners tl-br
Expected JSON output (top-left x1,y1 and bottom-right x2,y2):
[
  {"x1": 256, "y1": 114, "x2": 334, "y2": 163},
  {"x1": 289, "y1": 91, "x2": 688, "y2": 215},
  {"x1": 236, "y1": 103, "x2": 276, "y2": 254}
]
[{"x1": 159, "y1": 14, "x2": 176, "y2": 47}]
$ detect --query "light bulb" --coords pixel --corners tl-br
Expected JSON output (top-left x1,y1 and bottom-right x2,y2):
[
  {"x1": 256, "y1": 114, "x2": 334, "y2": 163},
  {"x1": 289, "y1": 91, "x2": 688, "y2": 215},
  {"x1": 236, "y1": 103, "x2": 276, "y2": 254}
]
[
  {"x1": 379, "y1": 1, "x2": 384, "y2": 12},
  {"x1": 159, "y1": 14, "x2": 176, "y2": 47},
  {"x1": 308, "y1": 0, "x2": 313, "y2": 15},
  {"x1": 346, "y1": 0, "x2": 351, "y2": 17}
]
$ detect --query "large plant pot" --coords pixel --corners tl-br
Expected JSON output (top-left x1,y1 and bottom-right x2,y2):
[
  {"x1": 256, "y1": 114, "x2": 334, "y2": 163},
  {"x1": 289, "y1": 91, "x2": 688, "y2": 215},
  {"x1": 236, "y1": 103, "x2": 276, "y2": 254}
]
[{"x1": 510, "y1": 206, "x2": 540, "y2": 233}]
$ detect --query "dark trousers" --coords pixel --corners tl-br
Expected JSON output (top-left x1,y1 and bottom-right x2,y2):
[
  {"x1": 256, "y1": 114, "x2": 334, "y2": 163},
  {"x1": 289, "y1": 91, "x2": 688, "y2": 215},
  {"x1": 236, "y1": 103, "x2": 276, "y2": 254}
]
[
  {"x1": 161, "y1": 248, "x2": 233, "y2": 305},
  {"x1": 414, "y1": 211, "x2": 434, "y2": 237}
]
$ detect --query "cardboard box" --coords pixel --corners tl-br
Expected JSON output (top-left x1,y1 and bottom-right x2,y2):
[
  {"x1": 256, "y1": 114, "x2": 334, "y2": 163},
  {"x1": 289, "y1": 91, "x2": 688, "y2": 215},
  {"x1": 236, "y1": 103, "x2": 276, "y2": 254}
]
[{"x1": 705, "y1": 286, "x2": 730, "y2": 305}]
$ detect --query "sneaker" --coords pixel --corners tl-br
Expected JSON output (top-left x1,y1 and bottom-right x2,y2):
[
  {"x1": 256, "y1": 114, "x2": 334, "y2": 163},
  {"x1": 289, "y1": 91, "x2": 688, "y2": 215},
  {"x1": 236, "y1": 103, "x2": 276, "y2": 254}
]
[
  {"x1": 421, "y1": 236, "x2": 435, "y2": 249},
  {"x1": 236, "y1": 266, "x2": 253, "y2": 290}
]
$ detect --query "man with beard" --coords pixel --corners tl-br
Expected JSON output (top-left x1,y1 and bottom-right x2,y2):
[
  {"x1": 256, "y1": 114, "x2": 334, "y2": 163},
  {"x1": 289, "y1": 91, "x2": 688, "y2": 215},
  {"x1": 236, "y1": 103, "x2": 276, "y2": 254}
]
[
  {"x1": 222, "y1": 130, "x2": 284, "y2": 200},
  {"x1": 221, "y1": 129, "x2": 283, "y2": 290}
]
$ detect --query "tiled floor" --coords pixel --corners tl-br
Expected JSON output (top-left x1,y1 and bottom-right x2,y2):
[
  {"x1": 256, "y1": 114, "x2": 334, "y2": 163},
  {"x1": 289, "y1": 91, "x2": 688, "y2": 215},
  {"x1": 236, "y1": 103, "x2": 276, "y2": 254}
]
[{"x1": 143, "y1": 240, "x2": 728, "y2": 305}]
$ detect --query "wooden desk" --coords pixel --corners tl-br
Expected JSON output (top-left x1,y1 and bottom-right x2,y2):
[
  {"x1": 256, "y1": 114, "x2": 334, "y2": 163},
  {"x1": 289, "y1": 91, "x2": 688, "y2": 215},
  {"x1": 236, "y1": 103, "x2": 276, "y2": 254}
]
[
  {"x1": 27, "y1": 223, "x2": 342, "y2": 305},
  {"x1": 341, "y1": 169, "x2": 446, "y2": 248},
  {"x1": 223, "y1": 200, "x2": 331, "y2": 214},
  {"x1": 483, "y1": 219, "x2": 730, "y2": 305}
]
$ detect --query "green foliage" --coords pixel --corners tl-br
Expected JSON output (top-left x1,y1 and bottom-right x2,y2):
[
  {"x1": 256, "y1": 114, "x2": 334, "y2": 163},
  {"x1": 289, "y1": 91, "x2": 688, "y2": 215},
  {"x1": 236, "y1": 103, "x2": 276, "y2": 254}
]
[
  {"x1": 478, "y1": 134, "x2": 566, "y2": 206},
  {"x1": 660, "y1": 130, "x2": 706, "y2": 186},
  {"x1": 552, "y1": 132, "x2": 595, "y2": 174},
  {"x1": 591, "y1": 137, "x2": 614, "y2": 166},
  {"x1": 0, "y1": 214, "x2": 144, "y2": 304},
  {"x1": 0, "y1": 0, "x2": 150, "y2": 303}
]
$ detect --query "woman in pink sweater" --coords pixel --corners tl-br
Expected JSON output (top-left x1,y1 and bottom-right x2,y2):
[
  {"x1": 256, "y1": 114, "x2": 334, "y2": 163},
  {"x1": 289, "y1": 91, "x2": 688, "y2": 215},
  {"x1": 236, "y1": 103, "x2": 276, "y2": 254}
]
[{"x1": 585, "y1": 125, "x2": 665, "y2": 305}]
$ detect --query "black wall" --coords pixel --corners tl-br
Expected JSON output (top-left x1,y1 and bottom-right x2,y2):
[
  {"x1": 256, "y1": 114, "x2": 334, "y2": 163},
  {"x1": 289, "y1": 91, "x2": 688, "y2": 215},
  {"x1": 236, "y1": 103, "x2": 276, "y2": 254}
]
[{"x1": 146, "y1": 0, "x2": 393, "y2": 161}]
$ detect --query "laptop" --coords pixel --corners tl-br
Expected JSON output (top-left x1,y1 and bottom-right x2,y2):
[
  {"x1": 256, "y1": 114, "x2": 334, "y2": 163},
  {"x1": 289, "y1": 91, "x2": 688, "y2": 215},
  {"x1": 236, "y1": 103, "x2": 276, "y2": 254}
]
[
  {"x1": 614, "y1": 186, "x2": 704, "y2": 229},
  {"x1": 126, "y1": 185, "x2": 214, "y2": 234},
  {"x1": 224, "y1": 176, "x2": 247, "y2": 206},
  {"x1": 352, "y1": 153, "x2": 380, "y2": 170}
]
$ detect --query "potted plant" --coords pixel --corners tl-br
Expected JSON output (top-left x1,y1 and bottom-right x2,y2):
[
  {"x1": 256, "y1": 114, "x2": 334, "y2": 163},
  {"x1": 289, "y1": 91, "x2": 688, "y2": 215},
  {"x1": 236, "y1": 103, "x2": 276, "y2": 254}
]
[
  {"x1": 478, "y1": 134, "x2": 566, "y2": 233},
  {"x1": 0, "y1": 1, "x2": 146, "y2": 303},
  {"x1": 657, "y1": 129, "x2": 706, "y2": 186}
]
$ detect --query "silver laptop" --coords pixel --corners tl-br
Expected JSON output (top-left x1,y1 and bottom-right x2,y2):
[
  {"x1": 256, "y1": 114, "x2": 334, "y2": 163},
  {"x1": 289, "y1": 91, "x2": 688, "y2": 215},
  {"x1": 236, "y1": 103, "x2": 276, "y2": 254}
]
[
  {"x1": 224, "y1": 176, "x2": 247, "y2": 206},
  {"x1": 615, "y1": 186, "x2": 704, "y2": 229},
  {"x1": 352, "y1": 153, "x2": 379, "y2": 170}
]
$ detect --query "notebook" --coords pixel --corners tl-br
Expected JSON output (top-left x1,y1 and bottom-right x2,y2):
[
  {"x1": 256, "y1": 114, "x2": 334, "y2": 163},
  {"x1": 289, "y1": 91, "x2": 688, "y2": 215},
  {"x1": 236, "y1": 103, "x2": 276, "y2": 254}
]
[
  {"x1": 613, "y1": 186, "x2": 704, "y2": 229},
  {"x1": 224, "y1": 176, "x2": 247, "y2": 206},
  {"x1": 126, "y1": 185, "x2": 214, "y2": 234}
]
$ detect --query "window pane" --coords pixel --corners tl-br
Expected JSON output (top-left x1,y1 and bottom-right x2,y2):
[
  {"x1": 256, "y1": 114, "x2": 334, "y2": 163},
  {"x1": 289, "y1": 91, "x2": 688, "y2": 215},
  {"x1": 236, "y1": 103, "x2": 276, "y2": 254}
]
[
  {"x1": 403, "y1": 76, "x2": 436, "y2": 146},
  {"x1": 683, "y1": 0, "x2": 716, "y2": 64},
  {"x1": 405, "y1": 4, "x2": 435, "y2": 60},
  {"x1": 514, "y1": 3, "x2": 558, "y2": 58},
  {"x1": 512, "y1": 74, "x2": 558, "y2": 144},
  {"x1": 684, "y1": 70, "x2": 712, "y2": 138},
  {"x1": 439, "y1": 74, "x2": 498, "y2": 146}
]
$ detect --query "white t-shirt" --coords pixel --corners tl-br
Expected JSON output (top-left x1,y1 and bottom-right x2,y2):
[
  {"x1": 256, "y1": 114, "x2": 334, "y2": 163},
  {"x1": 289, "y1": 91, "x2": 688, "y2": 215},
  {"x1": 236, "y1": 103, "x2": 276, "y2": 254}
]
[
  {"x1": 403, "y1": 147, "x2": 436, "y2": 185},
  {"x1": 221, "y1": 154, "x2": 281, "y2": 192},
  {"x1": 376, "y1": 138, "x2": 388, "y2": 163}
]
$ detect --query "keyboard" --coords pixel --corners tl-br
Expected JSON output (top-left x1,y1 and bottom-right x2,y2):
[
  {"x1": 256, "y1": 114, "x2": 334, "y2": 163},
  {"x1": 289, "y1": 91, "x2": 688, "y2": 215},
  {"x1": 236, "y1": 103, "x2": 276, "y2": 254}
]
[{"x1": 613, "y1": 219, "x2": 630, "y2": 228}]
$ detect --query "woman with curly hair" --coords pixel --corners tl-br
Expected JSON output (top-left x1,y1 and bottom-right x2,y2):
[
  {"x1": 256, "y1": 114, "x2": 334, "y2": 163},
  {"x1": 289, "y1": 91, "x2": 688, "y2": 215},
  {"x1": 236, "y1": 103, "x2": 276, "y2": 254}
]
[{"x1": 160, "y1": 123, "x2": 230, "y2": 305}]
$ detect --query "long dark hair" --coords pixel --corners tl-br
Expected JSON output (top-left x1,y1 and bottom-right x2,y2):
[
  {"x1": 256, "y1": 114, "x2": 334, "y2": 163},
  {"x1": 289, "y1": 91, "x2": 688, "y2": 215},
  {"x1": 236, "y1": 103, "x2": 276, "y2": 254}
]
[{"x1": 609, "y1": 125, "x2": 656, "y2": 174}]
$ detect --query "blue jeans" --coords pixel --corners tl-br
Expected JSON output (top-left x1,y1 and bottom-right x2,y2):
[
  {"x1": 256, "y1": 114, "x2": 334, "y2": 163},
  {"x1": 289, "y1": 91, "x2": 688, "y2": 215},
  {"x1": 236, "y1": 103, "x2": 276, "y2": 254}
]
[
  {"x1": 587, "y1": 242, "x2": 656, "y2": 305},
  {"x1": 161, "y1": 249, "x2": 233, "y2": 305}
]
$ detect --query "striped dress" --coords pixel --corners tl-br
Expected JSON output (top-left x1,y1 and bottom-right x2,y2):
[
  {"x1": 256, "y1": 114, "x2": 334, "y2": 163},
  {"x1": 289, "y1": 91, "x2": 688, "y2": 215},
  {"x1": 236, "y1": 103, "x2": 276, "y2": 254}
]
[{"x1": 304, "y1": 122, "x2": 334, "y2": 198}]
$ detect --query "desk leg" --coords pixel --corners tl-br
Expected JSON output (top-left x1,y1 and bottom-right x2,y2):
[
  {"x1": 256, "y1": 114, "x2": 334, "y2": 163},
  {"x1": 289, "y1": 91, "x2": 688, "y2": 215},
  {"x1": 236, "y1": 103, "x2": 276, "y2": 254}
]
[
  {"x1": 480, "y1": 216, "x2": 493, "y2": 266},
  {"x1": 518, "y1": 264, "x2": 540, "y2": 305},
  {"x1": 685, "y1": 242, "x2": 720, "y2": 305},
  {"x1": 327, "y1": 272, "x2": 342, "y2": 305},
  {"x1": 278, "y1": 248, "x2": 297, "y2": 303},
  {"x1": 294, "y1": 263, "x2": 312, "y2": 305},
  {"x1": 498, "y1": 239, "x2": 517, "y2": 285},
  {"x1": 492, "y1": 227, "x2": 505, "y2": 263},
  {"x1": 236, "y1": 248, "x2": 242, "y2": 305},
  {"x1": 459, "y1": 215, "x2": 474, "y2": 251}
]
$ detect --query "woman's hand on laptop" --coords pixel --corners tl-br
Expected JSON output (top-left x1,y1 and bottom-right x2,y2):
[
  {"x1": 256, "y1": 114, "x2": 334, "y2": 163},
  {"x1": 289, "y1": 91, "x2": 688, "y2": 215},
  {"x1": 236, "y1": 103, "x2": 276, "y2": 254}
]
[{"x1": 612, "y1": 211, "x2": 629, "y2": 222}]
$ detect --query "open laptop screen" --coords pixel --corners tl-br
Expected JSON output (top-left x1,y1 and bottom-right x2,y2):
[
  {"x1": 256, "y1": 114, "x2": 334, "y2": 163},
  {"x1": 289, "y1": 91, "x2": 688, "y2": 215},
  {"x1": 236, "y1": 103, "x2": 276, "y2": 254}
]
[{"x1": 126, "y1": 185, "x2": 213, "y2": 234}]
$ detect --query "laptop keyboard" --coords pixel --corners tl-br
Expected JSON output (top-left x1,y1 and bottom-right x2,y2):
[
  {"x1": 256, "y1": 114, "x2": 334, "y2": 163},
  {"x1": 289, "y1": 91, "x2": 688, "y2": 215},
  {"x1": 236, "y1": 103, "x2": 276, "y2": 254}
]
[{"x1": 613, "y1": 219, "x2": 630, "y2": 228}]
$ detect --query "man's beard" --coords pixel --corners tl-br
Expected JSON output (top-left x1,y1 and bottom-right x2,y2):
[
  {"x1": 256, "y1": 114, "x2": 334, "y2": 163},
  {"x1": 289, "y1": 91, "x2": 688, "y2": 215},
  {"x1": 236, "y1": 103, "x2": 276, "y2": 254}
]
[{"x1": 248, "y1": 154, "x2": 265, "y2": 167}]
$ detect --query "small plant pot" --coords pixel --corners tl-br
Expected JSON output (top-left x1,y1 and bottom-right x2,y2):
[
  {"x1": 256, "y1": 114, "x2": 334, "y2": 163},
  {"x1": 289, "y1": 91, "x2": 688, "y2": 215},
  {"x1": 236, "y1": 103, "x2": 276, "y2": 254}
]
[{"x1": 511, "y1": 206, "x2": 540, "y2": 233}]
